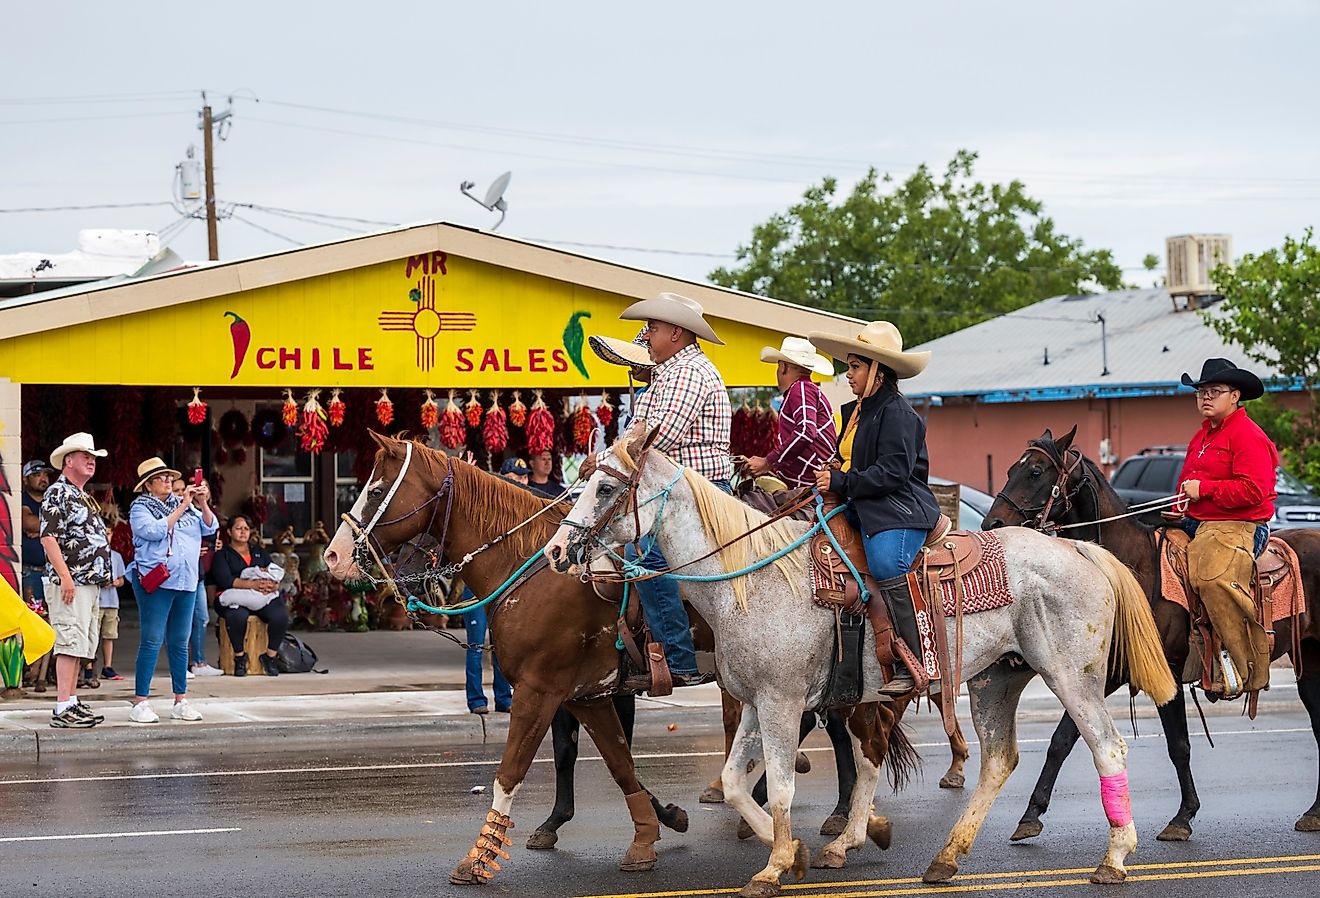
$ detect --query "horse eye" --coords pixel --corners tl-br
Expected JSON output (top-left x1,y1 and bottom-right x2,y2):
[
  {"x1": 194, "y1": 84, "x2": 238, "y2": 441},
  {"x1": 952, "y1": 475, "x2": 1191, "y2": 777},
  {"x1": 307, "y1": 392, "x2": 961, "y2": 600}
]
[
  {"x1": 370, "y1": 487, "x2": 383, "y2": 497},
  {"x1": 598, "y1": 483, "x2": 614, "y2": 497},
  {"x1": 1029, "y1": 467, "x2": 1043, "y2": 478}
]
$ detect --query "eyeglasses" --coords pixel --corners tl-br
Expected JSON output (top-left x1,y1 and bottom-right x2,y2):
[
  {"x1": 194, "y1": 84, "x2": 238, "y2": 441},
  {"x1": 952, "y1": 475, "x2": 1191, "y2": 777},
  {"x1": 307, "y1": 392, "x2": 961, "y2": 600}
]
[{"x1": 1194, "y1": 387, "x2": 1234, "y2": 400}]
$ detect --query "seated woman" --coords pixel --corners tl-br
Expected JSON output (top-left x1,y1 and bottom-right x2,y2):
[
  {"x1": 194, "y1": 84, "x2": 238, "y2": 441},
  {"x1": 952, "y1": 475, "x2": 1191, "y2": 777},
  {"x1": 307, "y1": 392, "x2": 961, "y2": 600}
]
[{"x1": 210, "y1": 515, "x2": 290, "y2": 677}]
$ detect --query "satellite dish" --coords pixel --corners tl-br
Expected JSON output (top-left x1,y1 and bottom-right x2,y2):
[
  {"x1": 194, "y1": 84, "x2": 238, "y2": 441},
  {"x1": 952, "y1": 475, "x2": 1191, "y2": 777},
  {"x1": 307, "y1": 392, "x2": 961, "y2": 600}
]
[{"x1": 459, "y1": 171, "x2": 513, "y2": 231}]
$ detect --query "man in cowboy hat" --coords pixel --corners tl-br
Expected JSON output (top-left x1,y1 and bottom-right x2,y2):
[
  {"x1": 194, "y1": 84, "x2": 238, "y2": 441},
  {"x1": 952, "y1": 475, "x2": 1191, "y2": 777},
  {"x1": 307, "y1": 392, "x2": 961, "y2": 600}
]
[
  {"x1": 745, "y1": 336, "x2": 839, "y2": 489},
  {"x1": 584, "y1": 293, "x2": 731, "y2": 690},
  {"x1": 39, "y1": 432, "x2": 112, "y2": 728},
  {"x1": 1174, "y1": 358, "x2": 1278, "y2": 699}
]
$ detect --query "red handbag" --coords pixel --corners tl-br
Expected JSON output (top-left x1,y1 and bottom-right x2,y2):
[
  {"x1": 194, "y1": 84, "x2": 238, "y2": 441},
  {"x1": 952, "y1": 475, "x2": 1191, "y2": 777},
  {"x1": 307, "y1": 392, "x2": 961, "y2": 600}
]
[{"x1": 139, "y1": 530, "x2": 173, "y2": 593}]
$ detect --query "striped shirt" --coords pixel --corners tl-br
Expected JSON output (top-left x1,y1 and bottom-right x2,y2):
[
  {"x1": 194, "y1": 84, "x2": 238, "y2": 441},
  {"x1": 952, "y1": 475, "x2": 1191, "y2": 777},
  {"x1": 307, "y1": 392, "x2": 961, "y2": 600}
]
[
  {"x1": 631, "y1": 343, "x2": 733, "y2": 483},
  {"x1": 766, "y1": 378, "x2": 838, "y2": 487}
]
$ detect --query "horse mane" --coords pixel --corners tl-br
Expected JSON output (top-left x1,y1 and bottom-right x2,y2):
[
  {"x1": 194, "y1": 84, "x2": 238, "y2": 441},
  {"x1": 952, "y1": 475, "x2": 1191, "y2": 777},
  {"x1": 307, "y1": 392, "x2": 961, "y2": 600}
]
[{"x1": 611, "y1": 441, "x2": 804, "y2": 610}]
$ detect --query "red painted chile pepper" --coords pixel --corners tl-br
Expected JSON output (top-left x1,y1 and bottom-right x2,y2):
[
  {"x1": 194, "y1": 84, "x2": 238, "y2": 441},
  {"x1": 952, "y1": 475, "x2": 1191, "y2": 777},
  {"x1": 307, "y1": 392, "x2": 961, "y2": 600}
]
[{"x1": 224, "y1": 311, "x2": 250, "y2": 379}]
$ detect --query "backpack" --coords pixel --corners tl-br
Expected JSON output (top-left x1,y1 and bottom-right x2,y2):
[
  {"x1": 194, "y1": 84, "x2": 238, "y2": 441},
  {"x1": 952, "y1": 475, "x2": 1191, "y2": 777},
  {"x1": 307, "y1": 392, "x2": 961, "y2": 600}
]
[{"x1": 274, "y1": 634, "x2": 326, "y2": 674}]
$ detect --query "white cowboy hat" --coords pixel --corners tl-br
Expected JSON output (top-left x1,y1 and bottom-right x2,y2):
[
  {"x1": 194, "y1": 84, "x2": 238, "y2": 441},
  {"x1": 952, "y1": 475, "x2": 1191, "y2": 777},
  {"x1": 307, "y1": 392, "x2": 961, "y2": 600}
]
[
  {"x1": 807, "y1": 321, "x2": 931, "y2": 379},
  {"x1": 619, "y1": 292, "x2": 724, "y2": 345},
  {"x1": 133, "y1": 456, "x2": 183, "y2": 492},
  {"x1": 49, "y1": 432, "x2": 108, "y2": 470},
  {"x1": 588, "y1": 334, "x2": 655, "y2": 369},
  {"x1": 759, "y1": 336, "x2": 835, "y2": 377}
]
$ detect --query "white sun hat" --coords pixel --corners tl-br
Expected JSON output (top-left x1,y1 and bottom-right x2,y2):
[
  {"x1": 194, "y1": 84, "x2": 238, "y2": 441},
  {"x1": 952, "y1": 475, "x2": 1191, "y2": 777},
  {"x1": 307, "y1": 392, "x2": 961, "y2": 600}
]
[{"x1": 759, "y1": 336, "x2": 835, "y2": 377}]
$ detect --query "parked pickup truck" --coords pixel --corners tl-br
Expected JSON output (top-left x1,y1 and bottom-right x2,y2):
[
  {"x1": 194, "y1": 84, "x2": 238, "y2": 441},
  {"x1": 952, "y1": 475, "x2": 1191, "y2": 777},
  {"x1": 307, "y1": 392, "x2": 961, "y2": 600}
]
[{"x1": 1111, "y1": 446, "x2": 1320, "y2": 530}]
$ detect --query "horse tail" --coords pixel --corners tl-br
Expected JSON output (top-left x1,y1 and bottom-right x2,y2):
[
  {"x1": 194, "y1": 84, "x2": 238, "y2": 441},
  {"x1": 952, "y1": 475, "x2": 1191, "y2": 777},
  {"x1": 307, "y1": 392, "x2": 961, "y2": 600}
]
[
  {"x1": 884, "y1": 715, "x2": 922, "y2": 793},
  {"x1": 1074, "y1": 541, "x2": 1177, "y2": 706}
]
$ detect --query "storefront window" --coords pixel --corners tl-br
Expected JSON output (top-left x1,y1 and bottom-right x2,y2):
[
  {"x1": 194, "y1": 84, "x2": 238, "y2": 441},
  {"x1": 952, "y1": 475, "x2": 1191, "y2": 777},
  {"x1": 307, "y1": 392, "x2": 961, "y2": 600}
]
[
  {"x1": 334, "y1": 451, "x2": 359, "y2": 522},
  {"x1": 260, "y1": 424, "x2": 312, "y2": 534}
]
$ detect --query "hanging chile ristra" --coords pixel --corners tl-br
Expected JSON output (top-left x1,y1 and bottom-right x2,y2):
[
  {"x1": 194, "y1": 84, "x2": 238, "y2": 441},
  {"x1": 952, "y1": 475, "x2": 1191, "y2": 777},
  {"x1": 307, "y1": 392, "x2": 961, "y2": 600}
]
[
  {"x1": 281, "y1": 389, "x2": 298, "y2": 427},
  {"x1": 375, "y1": 389, "x2": 394, "y2": 427},
  {"x1": 526, "y1": 390, "x2": 555, "y2": 455},
  {"x1": 508, "y1": 391, "x2": 527, "y2": 428},
  {"x1": 464, "y1": 390, "x2": 484, "y2": 428},
  {"x1": 438, "y1": 390, "x2": 466, "y2": 448},
  {"x1": 223, "y1": 311, "x2": 250, "y2": 379},
  {"x1": 299, "y1": 389, "x2": 329, "y2": 453},
  {"x1": 420, "y1": 390, "x2": 440, "y2": 430},
  {"x1": 186, "y1": 387, "x2": 208, "y2": 425},
  {"x1": 483, "y1": 391, "x2": 509, "y2": 455},
  {"x1": 595, "y1": 391, "x2": 614, "y2": 428},
  {"x1": 570, "y1": 394, "x2": 596, "y2": 453},
  {"x1": 327, "y1": 388, "x2": 346, "y2": 428}
]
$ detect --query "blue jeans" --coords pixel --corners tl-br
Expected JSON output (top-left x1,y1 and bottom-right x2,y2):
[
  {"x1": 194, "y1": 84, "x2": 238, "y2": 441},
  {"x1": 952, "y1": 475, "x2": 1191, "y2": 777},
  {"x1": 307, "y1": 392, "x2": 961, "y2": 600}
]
[
  {"x1": 188, "y1": 582, "x2": 209, "y2": 666},
  {"x1": 1176, "y1": 518, "x2": 1270, "y2": 557},
  {"x1": 862, "y1": 527, "x2": 928, "y2": 581},
  {"x1": 132, "y1": 582, "x2": 195, "y2": 698},
  {"x1": 463, "y1": 598, "x2": 512, "y2": 711}
]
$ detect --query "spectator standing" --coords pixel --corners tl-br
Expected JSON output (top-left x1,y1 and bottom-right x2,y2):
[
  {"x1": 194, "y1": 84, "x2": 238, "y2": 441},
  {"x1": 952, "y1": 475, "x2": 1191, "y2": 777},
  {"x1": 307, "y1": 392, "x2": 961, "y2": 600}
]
[
  {"x1": 526, "y1": 450, "x2": 565, "y2": 499},
  {"x1": 498, "y1": 458, "x2": 529, "y2": 485},
  {"x1": 39, "y1": 433, "x2": 113, "y2": 729},
  {"x1": 170, "y1": 476, "x2": 223, "y2": 678},
  {"x1": 127, "y1": 457, "x2": 217, "y2": 723},
  {"x1": 462, "y1": 591, "x2": 512, "y2": 714},
  {"x1": 96, "y1": 546, "x2": 126, "y2": 680},
  {"x1": 20, "y1": 460, "x2": 54, "y2": 603},
  {"x1": 210, "y1": 514, "x2": 290, "y2": 677},
  {"x1": 745, "y1": 337, "x2": 839, "y2": 488}
]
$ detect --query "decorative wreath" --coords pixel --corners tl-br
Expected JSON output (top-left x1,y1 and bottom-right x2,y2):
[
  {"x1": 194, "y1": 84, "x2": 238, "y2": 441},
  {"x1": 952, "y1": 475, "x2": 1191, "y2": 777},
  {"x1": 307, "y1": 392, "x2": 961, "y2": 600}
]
[
  {"x1": 218, "y1": 409, "x2": 250, "y2": 447},
  {"x1": 251, "y1": 408, "x2": 288, "y2": 451}
]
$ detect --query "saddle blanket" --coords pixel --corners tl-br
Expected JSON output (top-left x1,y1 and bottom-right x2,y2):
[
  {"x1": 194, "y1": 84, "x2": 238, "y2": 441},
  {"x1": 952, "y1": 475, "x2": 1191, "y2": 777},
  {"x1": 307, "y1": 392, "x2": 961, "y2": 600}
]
[
  {"x1": 1159, "y1": 532, "x2": 1303, "y2": 623},
  {"x1": 935, "y1": 531, "x2": 1015, "y2": 616}
]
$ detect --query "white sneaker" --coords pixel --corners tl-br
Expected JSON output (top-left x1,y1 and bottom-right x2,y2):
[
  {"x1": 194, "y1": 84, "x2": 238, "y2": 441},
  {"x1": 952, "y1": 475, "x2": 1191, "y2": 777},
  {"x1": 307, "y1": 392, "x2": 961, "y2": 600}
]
[
  {"x1": 190, "y1": 663, "x2": 224, "y2": 677},
  {"x1": 186, "y1": 669, "x2": 196, "y2": 680},
  {"x1": 129, "y1": 701, "x2": 160, "y2": 724},
  {"x1": 170, "y1": 699, "x2": 203, "y2": 721}
]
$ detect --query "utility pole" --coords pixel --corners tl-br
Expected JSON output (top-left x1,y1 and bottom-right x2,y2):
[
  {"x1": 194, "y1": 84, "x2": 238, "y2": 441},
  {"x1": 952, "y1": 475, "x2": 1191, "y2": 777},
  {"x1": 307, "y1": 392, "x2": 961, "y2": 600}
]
[{"x1": 198, "y1": 97, "x2": 232, "y2": 261}]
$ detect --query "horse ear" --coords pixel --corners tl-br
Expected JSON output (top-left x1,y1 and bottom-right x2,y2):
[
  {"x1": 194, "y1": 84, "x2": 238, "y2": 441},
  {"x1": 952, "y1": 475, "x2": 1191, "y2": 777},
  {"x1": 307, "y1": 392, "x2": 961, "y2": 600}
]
[
  {"x1": 641, "y1": 425, "x2": 662, "y2": 452},
  {"x1": 622, "y1": 417, "x2": 650, "y2": 457},
  {"x1": 1056, "y1": 425, "x2": 1078, "y2": 452},
  {"x1": 1040, "y1": 428, "x2": 1054, "y2": 446},
  {"x1": 369, "y1": 430, "x2": 403, "y2": 456}
]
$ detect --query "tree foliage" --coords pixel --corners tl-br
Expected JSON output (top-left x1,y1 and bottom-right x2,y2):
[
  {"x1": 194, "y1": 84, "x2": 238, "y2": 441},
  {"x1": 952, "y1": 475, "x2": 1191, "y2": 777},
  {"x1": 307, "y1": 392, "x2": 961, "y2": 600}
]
[
  {"x1": 710, "y1": 150, "x2": 1124, "y2": 346},
  {"x1": 1209, "y1": 228, "x2": 1320, "y2": 485}
]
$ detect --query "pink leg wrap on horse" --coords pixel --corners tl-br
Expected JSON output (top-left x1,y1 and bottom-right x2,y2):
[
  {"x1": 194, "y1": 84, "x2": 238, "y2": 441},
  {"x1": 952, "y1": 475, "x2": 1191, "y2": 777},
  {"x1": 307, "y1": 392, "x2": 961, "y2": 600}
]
[{"x1": 1099, "y1": 772, "x2": 1133, "y2": 827}]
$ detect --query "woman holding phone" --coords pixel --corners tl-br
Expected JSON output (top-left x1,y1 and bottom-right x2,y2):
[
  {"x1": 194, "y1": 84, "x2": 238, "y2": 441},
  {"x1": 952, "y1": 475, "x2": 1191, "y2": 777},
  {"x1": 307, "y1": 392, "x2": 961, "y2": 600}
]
[
  {"x1": 172, "y1": 473, "x2": 223, "y2": 679},
  {"x1": 127, "y1": 457, "x2": 217, "y2": 723}
]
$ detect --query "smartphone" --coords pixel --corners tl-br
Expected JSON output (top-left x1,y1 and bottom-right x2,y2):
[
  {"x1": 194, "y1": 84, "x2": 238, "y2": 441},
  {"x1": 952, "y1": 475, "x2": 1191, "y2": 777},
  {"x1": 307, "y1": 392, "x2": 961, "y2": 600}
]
[{"x1": 192, "y1": 468, "x2": 204, "y2": 487}]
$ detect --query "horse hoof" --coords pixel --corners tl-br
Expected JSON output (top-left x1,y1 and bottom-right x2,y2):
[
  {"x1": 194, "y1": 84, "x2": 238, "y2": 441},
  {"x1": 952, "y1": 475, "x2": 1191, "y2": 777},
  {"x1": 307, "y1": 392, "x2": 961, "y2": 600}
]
[
  {"x1": 620, "y1": 843, "x2": 657, "y2": 872},
  {"x1": 1296, "y1": 814, "x2": 1320, "y2": 833},
  {"x1": 867, "y1": 816, "x2": 892, "y2": 850},
  {"x1": 1009, "y1": 820, "x2": 1042, "y2": 842},
  {"x1": 449, "y1": 858, "x2": 484, "y2": 885},
  {"x1": 819, "y1": 814, "x2": 847, "y2": 837},
  {"x1": 736, "y1": 818, "x2": 755, "y2": 841},
  {"x1": 1157, "y1": 822, "x2": 1192, "y2": 842},
  {"x1": 662, "y1": 803, "x2": 690, "y2": 833},
  {"x1": 811, "y1": 846, "x2": 847, "y2": 869},
  {"x1": 791, "y1": 840, "x2": 809, "y2": 881},
  {"x1": 739, "y1": 880, "x2": 781, "y2": 898},
  {"x1": 699, "y1": 786, "x2": 725, "y2": 804},
  {"x1": 938, "y1": 772, "x2": 965, "y2": 789},
  {"x1": 795, "y1": 751, "x2": 811, "y2": 774},
  {"x1": 923, "y1": 859, "x2": 958, "y2": 883},
  {"x1": 525, "y1": 829, "x2": 558, "y2": 850},
  {"x1": 1090, "y1": 864, "x2": 1126, "y2": 884}
]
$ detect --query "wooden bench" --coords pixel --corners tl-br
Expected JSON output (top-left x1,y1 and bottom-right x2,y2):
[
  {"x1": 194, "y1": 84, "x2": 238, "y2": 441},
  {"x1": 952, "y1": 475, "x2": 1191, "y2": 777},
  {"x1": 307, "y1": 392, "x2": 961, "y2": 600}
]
[{"x1": 216, "y1": 618, "x2": 270, "y2": 676}]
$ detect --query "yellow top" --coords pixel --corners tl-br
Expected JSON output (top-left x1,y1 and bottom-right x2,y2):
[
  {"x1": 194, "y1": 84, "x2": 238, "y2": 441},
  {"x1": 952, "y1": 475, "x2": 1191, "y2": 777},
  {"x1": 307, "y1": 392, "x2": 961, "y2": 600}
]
[
  {"x1": 838, "y1": 425, "x2": 856, "y2": 472},
  {"x1": 0, "y1": 579, "x2": 55, "y2": 664}
]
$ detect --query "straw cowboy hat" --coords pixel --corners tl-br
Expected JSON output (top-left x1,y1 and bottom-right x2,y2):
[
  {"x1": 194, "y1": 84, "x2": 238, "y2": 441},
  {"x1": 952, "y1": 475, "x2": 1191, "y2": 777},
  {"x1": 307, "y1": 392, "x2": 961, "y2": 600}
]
[
  {"x1": 49, "y1": 432, "x2": 108, "y2": 470},
  {"x1": 133, "y1": 456, "x2": 182, "y2": 492},
  {"x1": 807, "y1": 321, "x2": 931, "y2": 379},
  {"x1": 619, "y1": 292, "x2": 724, "y2": 345},
  {"x1": 588, "y1": 333, "x2": 655, "y2": 369},
  {"x1": 760, "y1": 336, "x2": 834, "y2": 377},
  {"x1": 1180, "y1": 358, "x2": 1265, "y2": 401}
]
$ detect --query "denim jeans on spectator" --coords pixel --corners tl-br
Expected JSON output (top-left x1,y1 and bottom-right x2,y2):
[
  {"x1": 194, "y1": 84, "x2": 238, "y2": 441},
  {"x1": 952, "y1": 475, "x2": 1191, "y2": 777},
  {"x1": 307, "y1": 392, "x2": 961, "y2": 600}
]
[
  {"x1": 188, "y1": 582, "x2": 209, "y2": 666},
  {"x1": 463, "y1": 597, "x2": 512, "y2": 711},
  {"x1": 861, "y1": 527, "x2": 928, "y2": 581},
  {"x1": 132, "y1": 582, "x2": 195, "y2": 697}
]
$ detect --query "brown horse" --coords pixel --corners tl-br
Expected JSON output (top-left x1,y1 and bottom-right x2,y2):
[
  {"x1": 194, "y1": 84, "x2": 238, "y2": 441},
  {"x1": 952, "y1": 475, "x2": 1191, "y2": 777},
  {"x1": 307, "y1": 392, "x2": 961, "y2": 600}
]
[
  {"x1": 325, "y1": 433, "x2": 687, "y2": 883},
  {"x1": 985, "y1": 426, "x2": 1320, "y2": 837}
]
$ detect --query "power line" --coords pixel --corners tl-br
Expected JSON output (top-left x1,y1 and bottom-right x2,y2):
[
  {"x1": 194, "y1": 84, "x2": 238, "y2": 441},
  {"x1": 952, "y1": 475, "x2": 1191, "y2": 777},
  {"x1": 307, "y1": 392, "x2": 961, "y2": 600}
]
[
  {"x1": 0, "y1": 110, "x2": 195, "y2": 125},
  {"x1": 230, "y1": 214, "x2": 300, "y2": 246},
  {"x1": 0, "y1": 201, "x2": 174, "y2": 213},
  {"x1": 0, "y1": 90, "x2": 200, "y2": 105},
  {"x1": 526, "y1": 238, "x2": 735, "y2": 259}
]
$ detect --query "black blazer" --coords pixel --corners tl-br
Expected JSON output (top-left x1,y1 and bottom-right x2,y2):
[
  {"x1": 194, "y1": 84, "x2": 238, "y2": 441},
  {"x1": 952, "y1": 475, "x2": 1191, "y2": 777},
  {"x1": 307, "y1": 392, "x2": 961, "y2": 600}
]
[
  {"x1": 210, "y1": 544, "x2": 275, "y2": 593},
  {"x1": 830, "y1": 391, "x2": 940, "y2": 537}
]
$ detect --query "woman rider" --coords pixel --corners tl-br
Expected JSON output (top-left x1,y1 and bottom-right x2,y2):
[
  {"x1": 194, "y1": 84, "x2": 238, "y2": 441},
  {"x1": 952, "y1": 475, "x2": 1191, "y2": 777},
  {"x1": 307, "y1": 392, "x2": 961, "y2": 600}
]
[
  {"x1": 1175, "y1": 358, "x2": 1278, "y2": 698},
  {"x1": 808, "y1": 321, "x2": 940, "y2": 697}
]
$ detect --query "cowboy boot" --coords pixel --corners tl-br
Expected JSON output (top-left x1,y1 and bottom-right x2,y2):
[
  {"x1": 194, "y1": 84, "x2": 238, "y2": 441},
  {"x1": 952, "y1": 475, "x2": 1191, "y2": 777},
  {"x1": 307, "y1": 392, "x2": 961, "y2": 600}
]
[{"x1": 875, "y1": 574, "x2": 925, "y2": 697}]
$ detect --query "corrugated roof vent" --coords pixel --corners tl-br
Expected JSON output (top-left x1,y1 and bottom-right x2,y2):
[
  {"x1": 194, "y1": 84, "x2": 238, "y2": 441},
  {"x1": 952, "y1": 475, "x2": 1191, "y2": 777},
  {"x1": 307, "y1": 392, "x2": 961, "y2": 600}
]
[{"x1": 1167, "y1": 234, "x2": 1232, "y2": 307}]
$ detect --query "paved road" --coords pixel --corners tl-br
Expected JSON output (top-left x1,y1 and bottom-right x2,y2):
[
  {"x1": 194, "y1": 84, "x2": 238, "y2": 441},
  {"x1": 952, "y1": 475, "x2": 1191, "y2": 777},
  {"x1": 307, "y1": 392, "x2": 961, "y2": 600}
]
[{"x1": 2, "y1": 704, "x2": 1316, "y2": 897}]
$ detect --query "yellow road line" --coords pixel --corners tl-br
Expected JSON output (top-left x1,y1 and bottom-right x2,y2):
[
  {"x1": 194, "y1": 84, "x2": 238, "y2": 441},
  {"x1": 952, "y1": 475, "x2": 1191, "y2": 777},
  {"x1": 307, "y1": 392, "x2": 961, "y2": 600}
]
[{"x1": 576, "y1": 853, "x2": 1320, "y2": 898}]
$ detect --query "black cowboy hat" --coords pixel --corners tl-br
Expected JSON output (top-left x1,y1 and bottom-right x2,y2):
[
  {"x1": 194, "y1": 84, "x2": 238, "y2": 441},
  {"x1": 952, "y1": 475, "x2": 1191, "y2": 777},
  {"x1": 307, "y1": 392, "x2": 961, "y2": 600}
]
[{"x1": 1180, "y1": 358, "x2": 1264, "y2": 401}]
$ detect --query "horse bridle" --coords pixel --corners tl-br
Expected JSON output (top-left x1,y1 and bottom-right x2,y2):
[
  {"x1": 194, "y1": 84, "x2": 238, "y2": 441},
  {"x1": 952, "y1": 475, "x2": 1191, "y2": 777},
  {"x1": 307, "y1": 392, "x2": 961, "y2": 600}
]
[{"x1": 995, "y1": 444, "x2": 1089, "y2": 531}]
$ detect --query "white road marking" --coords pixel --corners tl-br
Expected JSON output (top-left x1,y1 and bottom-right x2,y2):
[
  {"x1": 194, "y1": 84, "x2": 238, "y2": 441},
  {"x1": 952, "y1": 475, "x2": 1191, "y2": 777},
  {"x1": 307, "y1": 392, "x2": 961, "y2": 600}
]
[
  {"x1": 0, "y1": 827, "x2": 240, "y2": 843},
  {"x1": 0, "y1": 727, "x2": 1308, "y2": 787}
]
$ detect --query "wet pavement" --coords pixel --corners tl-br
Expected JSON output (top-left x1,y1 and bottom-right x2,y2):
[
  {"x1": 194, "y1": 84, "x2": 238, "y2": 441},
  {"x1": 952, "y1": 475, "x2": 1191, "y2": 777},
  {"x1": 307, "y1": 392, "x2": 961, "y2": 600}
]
[{"x1": 1, "y1": 700, "x2": 1317, "y2": 897}]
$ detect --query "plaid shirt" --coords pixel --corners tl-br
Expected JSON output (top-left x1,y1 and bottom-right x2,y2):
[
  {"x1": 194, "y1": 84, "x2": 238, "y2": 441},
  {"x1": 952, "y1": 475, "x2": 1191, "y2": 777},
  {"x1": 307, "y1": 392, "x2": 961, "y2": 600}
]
[
  {"x1": 766, "y1": 378, "x2": 838, "y2": 488},
  {"x1": 632, "y1": 343, "x2": 733, "y2": 483}
]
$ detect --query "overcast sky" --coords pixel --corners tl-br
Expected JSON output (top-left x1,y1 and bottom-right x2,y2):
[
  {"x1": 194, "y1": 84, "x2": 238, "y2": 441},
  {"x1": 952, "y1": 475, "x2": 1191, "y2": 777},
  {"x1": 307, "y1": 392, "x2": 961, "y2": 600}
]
[{"x1": 3, "y1": 1, "x2": 1317, "y2": 292}]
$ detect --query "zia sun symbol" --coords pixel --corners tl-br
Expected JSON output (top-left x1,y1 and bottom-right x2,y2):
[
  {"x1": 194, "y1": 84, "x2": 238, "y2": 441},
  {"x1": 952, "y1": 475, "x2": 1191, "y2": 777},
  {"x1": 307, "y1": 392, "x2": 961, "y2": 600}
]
[{"x1": 377, "y1": 277, "x2": 477, "y2": 372}]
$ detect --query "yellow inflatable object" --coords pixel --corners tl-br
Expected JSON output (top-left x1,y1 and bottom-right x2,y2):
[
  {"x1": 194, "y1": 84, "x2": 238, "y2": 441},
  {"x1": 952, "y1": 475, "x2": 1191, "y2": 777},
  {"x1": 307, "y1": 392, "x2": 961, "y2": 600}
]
[{"x1": 0, "y1": 577, "x2": 55, "y2": 664}]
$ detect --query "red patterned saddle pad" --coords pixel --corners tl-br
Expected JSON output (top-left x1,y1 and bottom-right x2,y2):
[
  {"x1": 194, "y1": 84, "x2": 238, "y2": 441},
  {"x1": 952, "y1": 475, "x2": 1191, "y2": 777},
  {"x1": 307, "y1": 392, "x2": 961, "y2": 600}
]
[{"x1": 936, "y1": 530, "x2": 1015, "y2": 615}]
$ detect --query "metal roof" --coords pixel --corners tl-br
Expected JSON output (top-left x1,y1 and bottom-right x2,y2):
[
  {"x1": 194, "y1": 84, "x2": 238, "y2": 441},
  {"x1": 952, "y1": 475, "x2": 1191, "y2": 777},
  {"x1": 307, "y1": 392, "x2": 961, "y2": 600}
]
[{"x1": 899, "y1": 288, "x2": 1299, "y2": 404}]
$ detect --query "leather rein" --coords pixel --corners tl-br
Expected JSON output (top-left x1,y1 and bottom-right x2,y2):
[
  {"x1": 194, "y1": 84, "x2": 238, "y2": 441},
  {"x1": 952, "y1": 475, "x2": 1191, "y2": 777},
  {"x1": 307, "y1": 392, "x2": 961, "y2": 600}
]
[{"x1": 994, "y1": 444, "x2": 1089, "y2": 532}]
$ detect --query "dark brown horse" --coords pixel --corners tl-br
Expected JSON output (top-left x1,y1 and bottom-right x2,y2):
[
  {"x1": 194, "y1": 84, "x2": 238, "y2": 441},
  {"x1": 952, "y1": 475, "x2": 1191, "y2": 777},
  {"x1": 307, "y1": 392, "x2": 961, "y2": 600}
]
[
  {"x1": 324, "y1": 433, "x2": 687, "y2": 883},
  {"x1": 985, "y1": 426, "x2": 1320, "y2": 837}
]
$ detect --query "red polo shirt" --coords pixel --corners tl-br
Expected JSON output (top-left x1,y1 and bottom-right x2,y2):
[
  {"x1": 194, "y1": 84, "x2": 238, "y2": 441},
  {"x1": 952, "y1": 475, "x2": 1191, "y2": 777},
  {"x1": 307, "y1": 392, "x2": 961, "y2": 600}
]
[{"x1": 1176, "y1": 407, "x2": 1278, "y2": 522}]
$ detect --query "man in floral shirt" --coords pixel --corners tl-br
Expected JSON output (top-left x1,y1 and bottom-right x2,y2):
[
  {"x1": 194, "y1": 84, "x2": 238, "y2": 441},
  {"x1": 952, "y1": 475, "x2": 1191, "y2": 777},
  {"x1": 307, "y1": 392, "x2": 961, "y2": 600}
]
[{"x1": 40, "y1": 433, "x2": 112, "y2": 729}]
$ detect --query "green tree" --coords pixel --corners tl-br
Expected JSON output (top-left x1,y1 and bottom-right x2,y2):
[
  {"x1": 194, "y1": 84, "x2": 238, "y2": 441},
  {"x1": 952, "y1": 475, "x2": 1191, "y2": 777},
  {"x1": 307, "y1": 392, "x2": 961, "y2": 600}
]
[
  {"x1": 710, "y1": 150, "x2": 1123, "y2": 345},
  {"x1": 1208, "y1": 228, "x2": 1320, "y2": 485},
  {"x1": 1142, "y1": 253, "x2": 1160, "y2": 271}
]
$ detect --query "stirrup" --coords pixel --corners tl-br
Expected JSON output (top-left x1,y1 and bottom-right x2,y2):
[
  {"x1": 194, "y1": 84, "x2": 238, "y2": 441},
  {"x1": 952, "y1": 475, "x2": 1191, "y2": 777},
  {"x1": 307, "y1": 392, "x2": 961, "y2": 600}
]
[{"x1": 879, "y1": 673, "x2": 916, "y2": 697}]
